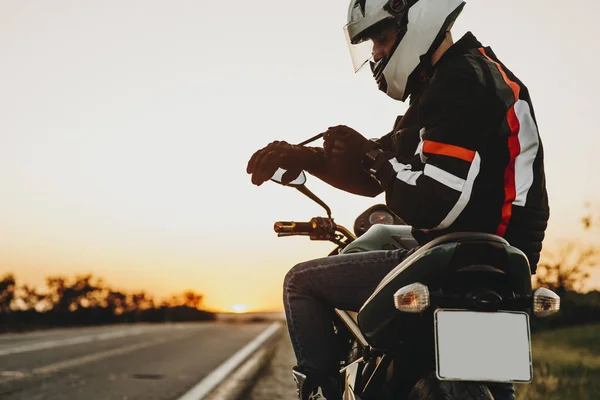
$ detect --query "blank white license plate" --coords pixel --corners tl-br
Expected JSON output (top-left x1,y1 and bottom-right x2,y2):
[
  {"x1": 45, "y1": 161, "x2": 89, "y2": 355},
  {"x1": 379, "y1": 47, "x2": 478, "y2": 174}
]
[{"x1": 434, "y1": 309, "x2": 532, "y2": 383}]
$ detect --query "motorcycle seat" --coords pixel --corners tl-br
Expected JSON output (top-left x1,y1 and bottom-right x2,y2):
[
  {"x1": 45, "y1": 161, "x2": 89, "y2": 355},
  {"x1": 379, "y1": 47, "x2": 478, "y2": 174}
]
[{"x1": 373, "y1": 232, "x2": 523, "y2": 292}]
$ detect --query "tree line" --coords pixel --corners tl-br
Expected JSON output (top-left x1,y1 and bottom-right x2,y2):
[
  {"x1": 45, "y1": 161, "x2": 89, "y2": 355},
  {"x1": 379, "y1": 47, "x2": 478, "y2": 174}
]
[
  {"x1": 0, "y1": 273, "x2": 214, "y2": 332},
  {"x1": 1, "y1": 203, "x2": 599, "y2": 332},
  {"x1": 534, "y1": 203, "x2": 600, "y2": 296},
  {"x1": 525, "y1": 204, "x2": 600, "y2": 330}
]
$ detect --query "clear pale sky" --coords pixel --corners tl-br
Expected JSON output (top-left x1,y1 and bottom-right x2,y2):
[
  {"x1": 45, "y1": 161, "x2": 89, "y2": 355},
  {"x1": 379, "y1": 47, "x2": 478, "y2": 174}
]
[{"x1": 1, "y1": 1, "x2": 599, "y2": 312}]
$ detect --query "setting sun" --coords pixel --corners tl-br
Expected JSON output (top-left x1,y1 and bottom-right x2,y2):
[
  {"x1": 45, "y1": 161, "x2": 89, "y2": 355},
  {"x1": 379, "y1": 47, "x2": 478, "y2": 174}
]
[{"x1": 232, "y1": 304, "x2": 248, "y2": 314}]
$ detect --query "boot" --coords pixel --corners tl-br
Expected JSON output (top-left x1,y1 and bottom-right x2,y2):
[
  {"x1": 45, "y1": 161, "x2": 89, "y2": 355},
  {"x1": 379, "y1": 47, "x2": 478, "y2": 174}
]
[{"x1": 292, "y1": 366, "x2": 343, "y2": 400}]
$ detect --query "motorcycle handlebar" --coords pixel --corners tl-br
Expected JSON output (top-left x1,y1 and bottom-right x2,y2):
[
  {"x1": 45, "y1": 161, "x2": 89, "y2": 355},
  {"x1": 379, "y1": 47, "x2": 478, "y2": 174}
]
[{"x1": 274, "y1": 221, "x2": 314, "y2": 235}]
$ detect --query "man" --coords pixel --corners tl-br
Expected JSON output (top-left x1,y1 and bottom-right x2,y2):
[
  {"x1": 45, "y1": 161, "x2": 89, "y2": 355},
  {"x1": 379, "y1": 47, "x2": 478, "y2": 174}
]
[{"x1": 247, "y1": 0, "x2": 549, "y2": 399}]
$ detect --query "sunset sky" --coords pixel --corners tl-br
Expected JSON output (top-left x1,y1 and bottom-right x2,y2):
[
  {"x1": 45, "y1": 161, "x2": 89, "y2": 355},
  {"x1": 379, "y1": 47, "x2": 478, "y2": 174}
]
[{"x1": 2, "y1": 0, "x2": 600, "y2": 312}]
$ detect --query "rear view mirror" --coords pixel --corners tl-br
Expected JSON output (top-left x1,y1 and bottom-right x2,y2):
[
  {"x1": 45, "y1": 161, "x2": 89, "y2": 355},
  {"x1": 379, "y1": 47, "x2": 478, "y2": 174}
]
[{"x1": 270, "y1": 168, "x2": 307, "y2": 187}]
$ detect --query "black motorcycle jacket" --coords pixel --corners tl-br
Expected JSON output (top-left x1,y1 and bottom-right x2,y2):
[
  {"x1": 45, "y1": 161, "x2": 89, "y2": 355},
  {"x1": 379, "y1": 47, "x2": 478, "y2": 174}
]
[{"x1": 367, "y1": 32, "x2": 549, "y2": 273}]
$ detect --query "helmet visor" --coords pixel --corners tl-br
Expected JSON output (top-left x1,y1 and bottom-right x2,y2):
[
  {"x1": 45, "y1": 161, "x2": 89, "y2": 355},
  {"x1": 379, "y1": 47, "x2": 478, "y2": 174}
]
[{"x1": 344, "y1": 24, "x2": 377, "y2": 73}]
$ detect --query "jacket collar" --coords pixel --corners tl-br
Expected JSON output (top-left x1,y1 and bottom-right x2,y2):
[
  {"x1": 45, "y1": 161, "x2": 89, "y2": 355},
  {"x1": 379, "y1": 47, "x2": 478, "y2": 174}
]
[
  {"x1": 408, "y1": 32, "x2": 483, "y2": 103},
  {"x1": 434, "y1": 31, "x2": 483, "y2": 68}
]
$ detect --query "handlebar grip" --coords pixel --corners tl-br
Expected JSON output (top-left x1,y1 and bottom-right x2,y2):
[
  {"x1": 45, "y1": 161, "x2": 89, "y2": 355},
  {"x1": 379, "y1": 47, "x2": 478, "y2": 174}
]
[{"x1": 274, "y1": 221, "x2": 314, "y2": 234}]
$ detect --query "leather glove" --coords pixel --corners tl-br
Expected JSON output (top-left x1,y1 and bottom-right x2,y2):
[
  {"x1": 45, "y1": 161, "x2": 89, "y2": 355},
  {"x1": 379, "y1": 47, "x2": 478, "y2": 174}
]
[
  {"x1": 323, "y1": 125, "x2": 378, "y2": 166},
  {"x1": 246, "y1": 141, "x2": 324, "y2": 186}
]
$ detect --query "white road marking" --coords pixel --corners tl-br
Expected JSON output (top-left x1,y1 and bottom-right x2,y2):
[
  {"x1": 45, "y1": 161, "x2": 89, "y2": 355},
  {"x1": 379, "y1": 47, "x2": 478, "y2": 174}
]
[
  {"x1": 32, "y1": 336, "x2": 175, "y2": 375},
  {"x1": 0, "y1": 323, "x2": 195, "y2": 344},
  {"x1": 0, "y1": 371, "x2": 27, "y2": 378},
  {"x1": 204, "y1": 347, "x2": 268, "y2": 400},
  {"x1": 177, "y1": 323, "x2": 281, "y2": 400},
  {"x1": 0, "y1": 325, "x2": 138, "y2": 342},
  {"x1": 0, "y1": 331, "x2": 195, "y2": 385},
  {"x1": 0, "y1": 328, "x2": 151, "y2": 357},
  {"x1": 0, "y1": 323, "x2": 200, "y2": 357}
]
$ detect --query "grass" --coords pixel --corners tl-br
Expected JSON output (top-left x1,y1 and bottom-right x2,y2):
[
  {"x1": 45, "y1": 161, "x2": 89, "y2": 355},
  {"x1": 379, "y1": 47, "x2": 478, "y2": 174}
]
[{"x1": 515, "y1": 324, "x2": 600, "y2": 399}]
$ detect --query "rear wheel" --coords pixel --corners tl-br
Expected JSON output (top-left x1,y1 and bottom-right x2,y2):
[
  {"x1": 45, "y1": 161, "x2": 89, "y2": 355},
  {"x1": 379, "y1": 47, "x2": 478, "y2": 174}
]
[{"x1": 407, "y1": 374, "x2": 494, "y2": 400}]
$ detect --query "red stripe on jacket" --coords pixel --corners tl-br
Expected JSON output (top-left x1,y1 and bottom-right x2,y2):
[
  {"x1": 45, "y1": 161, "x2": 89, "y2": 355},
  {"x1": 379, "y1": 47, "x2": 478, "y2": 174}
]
[
  {"x1": 479, "y1": 48, "x2": 521, "y2": 237},
  {"x1": 422, "y1": 140, "x2": 476, "y2": 162}
]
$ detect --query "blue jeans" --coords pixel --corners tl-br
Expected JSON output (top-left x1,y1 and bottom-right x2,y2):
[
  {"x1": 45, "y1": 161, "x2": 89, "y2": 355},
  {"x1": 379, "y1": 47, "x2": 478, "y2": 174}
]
[{"x1": 283, "y1": 249, "x2": 516, "y2": 400}]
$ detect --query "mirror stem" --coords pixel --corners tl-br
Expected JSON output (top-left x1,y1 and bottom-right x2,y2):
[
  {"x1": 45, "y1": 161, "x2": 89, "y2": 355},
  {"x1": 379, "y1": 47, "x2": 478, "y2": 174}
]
[
  {"x1": 297, "y1": 132, "x2": 325, "y2": 146},
  {"x1": 295, "y1": 185, "x2": 332, "y2": 219}
]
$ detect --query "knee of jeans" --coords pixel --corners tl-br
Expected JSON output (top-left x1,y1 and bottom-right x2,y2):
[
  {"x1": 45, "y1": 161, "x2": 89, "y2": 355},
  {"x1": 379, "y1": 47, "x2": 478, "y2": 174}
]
[{"x1": 284, "y1": 260, "x2": 312, "y2": 292}]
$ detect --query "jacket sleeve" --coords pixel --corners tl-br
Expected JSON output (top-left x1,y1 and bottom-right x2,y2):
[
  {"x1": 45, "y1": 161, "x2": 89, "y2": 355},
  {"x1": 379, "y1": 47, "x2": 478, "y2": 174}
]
[
  {"x1": 375, "y1": 115, "x2": 403, "y2": 151},
  {"x1": 372, "y1": 59, "x2": 505, "y2": 230}
]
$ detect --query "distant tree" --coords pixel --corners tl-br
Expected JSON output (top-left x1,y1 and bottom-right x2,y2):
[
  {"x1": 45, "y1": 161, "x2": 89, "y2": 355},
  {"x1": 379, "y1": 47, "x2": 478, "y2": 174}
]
[
  {"x1": 17, "y1": 284, "x2": 43, "y2": 310},
  {"x1": 0, "y1": 272, "x2": 215, "y2": 331},
  {"x1": 45, "y1": 275, "x2": 105, "y2": 312},
  {"x1": 167, "y1": 294, "x2": 182, "y2": 307},
  {"x1": 0, "y1": 274, "x2": 16, "y2": 313},
  {"x1": 582, "y1": 202, "x2": 600, "y2": 230},
  {"x1": 45, "y1": 276, "x2": 68, "y2": 312},
  {"x1": 182, "y1": 290, "x2": 204, "y2": 309},
  {"x1": 534, "y1": 243, "x2": 599, "y2": 295},
  {"x1": 159, "y1": 298, "x2": 172, "y2": 308},
  {"x1": 126, "y1": 291, "x2": 155, "y2": 321},
  {"x1": 70, "y1": 274, "x2": 100, "y2": 309},
  {"x1": 105, "y1": 291, "x2": 128, "y2": 315},
  {"x1": 127, "y1": 291, "x2": 153, "y2": 312}
]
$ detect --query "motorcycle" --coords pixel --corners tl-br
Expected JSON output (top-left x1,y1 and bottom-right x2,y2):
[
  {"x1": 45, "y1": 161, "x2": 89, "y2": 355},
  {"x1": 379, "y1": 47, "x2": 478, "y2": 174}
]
[{"x1": 268, "y1": 167, "x2": 560, "y2": 400}]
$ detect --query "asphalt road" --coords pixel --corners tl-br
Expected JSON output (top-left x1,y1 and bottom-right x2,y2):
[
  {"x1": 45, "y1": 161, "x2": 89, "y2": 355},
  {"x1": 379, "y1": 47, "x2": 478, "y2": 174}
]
[{"x1": 0, "y1": 322, "x2": 269, "y2": 400}]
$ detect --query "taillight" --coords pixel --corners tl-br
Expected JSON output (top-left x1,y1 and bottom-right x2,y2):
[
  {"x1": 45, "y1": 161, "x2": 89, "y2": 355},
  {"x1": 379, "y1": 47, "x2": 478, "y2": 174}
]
[
  {"x1": 533, "y1": 288, "x2": 560, "y2": 317},
  {"x1": 394, "y1": 283, "x2": 430, "y2": 313}
]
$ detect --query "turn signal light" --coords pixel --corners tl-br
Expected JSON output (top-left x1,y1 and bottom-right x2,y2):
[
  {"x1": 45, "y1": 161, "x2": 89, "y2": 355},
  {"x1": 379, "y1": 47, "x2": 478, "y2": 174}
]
[
  {"x1": 533, "y1": 288, "x2": 560, "y2": 317},
  {"x1": 394, "y1": 283, "x2": 430, "y2": 313}
]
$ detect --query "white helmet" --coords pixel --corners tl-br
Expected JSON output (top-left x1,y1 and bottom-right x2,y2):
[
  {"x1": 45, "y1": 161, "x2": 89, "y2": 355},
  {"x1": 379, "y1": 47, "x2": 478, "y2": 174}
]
[{"x1": 345, "y1": 0, "x2": 465, "y2": 101}]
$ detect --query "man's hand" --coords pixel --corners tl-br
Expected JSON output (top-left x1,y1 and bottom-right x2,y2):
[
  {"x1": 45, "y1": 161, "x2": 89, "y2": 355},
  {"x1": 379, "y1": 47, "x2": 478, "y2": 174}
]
[
  {"x1": 246, "y1": 141, "x2": 322, "y2": 186},
  {"x1": 323, "y1": 125, "x2": 376, "y2": 166}
]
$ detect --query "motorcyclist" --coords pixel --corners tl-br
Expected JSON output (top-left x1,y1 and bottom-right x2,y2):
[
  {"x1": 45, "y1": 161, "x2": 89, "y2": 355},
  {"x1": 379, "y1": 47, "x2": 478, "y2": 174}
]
[{"x1": 247, "y1": 0, "x2": 549, "y2": 399}]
